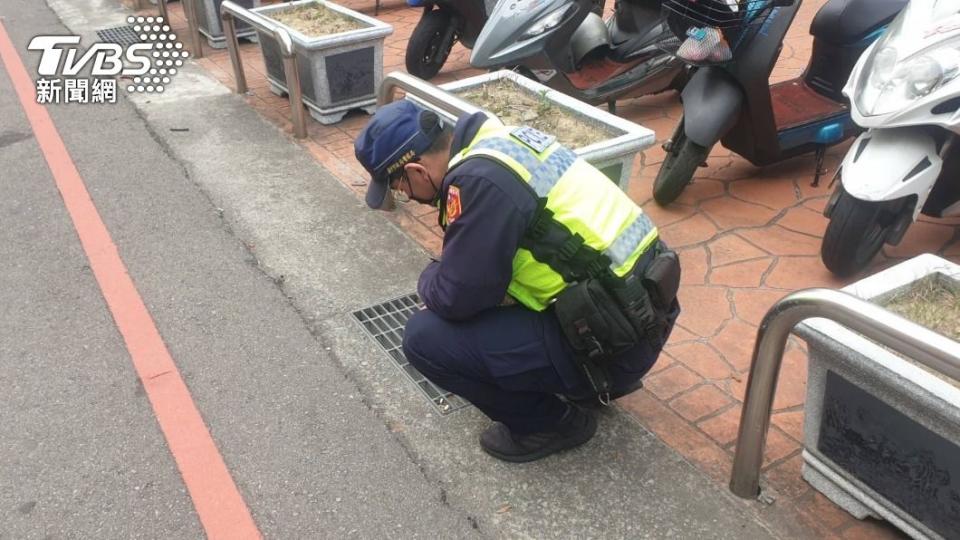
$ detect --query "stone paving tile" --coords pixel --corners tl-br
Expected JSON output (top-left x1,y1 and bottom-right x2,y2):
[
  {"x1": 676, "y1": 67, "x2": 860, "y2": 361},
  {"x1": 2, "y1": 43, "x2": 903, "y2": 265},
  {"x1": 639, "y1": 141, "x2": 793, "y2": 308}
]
[
  {"x1": 157, "y1": 0, "x2": 960, "y2": 535},
  {"x1": 638, "y1": 199, "x2": 696, "y2": 227},
  {"x1": 709, "y1": 258, "x2": 773, "y2": 288},
  {"x1": 732, "y1": 288, "x2": 793, "y2": 327},
  {"x1": 727, "y1": 348, "x2": 808, "y2": 411},
  {"x1": 666, "y1": 342, "x2": 733, "y2": 381},
  {"x1": 739, "y1": 225, "x2": 822, "y2": 257},
  {"x1": 677, "y1": 246, "x2": 708, "y2": 286},
  {"x1": 777, "y1": 205, "x2": 829, "y2": 237},
  {"x1": 669, "y1": 384, "x2": 734, "y2": 422},
  {"x1": 665, "y1": 323, "x2": 699, "y2": 345},
  {"x1": 618, "y1": 391, "x2": 733, "y2": 482},
  {"x1": 674, "y1": 285, "x2": 732, "y2": 338},
  {"x1": 762, "y1": 426, "x2": 801, "y2": 468},
  {"x1": 807, "y1": 491, "x2": 859, "y2": 532},
  {"x1": 674, "y1": 178, "x2": 727, "y2": 207},
  {"x1": 729, "y1": 177, "x2": 803, "y2": 211},
  {"x1": 700, "y1": 196, "x2": 780, "y2": 229},
  {"x1": 659, "y1": 213, "x2": 719, "y2": 248},
  {"x1": 765, "y1": 256, "x2": 846, "y2": 290},
  {"x1": 643, "y1": 364, "x2": 702, "y2": 401},
  {"x1": 839, "y1": 519, "x2": 907, "y2": 540},
  {"x1": 707, "y1": 234, "x2": 769, "y2": 267},
  {"x1": 712, "y1": 319, "x2": 760, "y2": 372},
  {"x1": 764, "y1": 453, "x2": 810, "y2": 501},
  {"x1": 697, "y1": 404, "x2": 742, "y2": 447},
  {"x1": 772, "y1": 409, "x2": 805, "y2": 444}
]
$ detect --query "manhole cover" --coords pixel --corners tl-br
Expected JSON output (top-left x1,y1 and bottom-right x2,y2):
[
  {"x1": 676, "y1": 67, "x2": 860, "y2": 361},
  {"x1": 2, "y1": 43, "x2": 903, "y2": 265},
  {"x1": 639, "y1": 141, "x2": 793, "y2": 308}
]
[
  {"x1": 352, "y1": 293, "x2": 469, "y2": 415},
  {"x1": 96, "y1": 25, "x2": 142, "y2": 49}
]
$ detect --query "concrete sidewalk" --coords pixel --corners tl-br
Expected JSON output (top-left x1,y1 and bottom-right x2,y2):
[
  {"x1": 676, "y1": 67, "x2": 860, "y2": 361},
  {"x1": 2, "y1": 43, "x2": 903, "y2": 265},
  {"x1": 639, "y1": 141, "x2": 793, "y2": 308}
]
[{"x1": 1, "y1": 0, "x2": 787, "y2": 537}]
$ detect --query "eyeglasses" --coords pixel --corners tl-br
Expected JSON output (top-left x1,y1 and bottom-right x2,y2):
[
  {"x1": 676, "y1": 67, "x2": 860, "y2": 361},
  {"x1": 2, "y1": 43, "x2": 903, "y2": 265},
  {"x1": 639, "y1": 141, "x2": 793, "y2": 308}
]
[
  {"x1": 389, "y1": 171, "x2": 411, "y2": 204},
  {"x1": 388, "y1": 156, "x2": 420, "y2": 204}
]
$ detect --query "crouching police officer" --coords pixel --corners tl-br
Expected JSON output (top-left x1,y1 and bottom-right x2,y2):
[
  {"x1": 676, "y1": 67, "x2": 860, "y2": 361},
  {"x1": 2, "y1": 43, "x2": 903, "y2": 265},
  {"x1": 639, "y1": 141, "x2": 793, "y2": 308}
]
[{"x1": 355, "y1": 100, "x2": 681, "y2": 463}]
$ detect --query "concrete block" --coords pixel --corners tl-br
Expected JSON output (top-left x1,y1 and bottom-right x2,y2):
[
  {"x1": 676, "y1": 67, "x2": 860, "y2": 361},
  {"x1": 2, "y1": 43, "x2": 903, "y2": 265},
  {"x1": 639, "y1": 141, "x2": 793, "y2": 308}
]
[
  {"x1": 408, "y1": 69, "x2": 656, "y2": 191},
  {"x1": 252, "y1": 0, "x2": 392, "y2": 124},
  {"x1": 795, "y1": 254, "x2": 960, "y2": 540}
]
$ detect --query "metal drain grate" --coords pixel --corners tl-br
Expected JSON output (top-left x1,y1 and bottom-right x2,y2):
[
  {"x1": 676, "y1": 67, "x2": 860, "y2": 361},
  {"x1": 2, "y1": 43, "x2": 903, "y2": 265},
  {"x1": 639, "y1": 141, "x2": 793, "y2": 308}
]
[
  {"x1": 352, "y1": 293, "x2": 469, "y2": 415},
  {"x1": 96, "y1": 25, "x2": 142, "y2": 49}
]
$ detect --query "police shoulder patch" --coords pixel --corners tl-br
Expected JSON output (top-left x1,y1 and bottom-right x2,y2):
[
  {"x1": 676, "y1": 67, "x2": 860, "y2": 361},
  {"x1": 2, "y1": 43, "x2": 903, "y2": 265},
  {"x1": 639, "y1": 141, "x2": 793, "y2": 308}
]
[
  {"x1": 446, "y1": 185, "x2": 462, "y2": 224},
  {"x1": 510, "y1": 126, "x2": 556, "y2": 153}
]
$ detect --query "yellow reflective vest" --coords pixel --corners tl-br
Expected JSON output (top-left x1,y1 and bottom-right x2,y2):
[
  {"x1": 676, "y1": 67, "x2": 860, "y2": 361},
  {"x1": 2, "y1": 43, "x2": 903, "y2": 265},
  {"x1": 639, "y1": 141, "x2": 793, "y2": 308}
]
[{"x1": 442, "y1": 118, "x2": 660, "y2": 312}]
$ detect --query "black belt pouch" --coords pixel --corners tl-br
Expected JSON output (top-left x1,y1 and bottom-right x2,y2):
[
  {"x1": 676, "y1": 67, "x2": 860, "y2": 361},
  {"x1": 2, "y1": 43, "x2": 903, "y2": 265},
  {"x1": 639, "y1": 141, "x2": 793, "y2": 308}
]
[{"x1": 553, "y1": 278, "x2": 639, "y2": 358}]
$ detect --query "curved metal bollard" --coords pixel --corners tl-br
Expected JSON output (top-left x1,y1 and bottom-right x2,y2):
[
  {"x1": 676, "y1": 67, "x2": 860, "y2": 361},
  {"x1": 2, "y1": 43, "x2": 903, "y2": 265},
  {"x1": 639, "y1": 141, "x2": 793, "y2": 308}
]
[
  {"x1": 220, "y1": 0, "x2": 307, "y2": 139},
  {"x1": 155, "y1": 0, "x2": 204, "y2": 59},
  {"x1": 378, "y1": 71, "x2": 483, "y2": 119},
  {"x1": 729, "y1": 287, "x2": 960, "y2": 498}
]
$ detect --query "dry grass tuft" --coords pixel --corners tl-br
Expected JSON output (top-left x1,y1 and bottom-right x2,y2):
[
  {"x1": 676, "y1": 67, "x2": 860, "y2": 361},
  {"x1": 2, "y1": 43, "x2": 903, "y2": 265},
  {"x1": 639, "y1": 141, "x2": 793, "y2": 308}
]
[
  {"x1": 459, "y1": 80, "x2": 616, "y2": 149},
  {"x1": 269, "y1": 4, "x2": 365, "y2": 37},
  {"x1": 883, "y1": 276, "x2": 960, "y2": 341}
]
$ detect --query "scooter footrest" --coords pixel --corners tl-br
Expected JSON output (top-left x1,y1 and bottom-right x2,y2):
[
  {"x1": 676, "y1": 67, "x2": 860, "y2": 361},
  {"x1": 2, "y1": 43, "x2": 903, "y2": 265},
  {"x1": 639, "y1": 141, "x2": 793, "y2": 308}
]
[{"x1": 770, "y1": 80, "x2": 847, "y2": 131}]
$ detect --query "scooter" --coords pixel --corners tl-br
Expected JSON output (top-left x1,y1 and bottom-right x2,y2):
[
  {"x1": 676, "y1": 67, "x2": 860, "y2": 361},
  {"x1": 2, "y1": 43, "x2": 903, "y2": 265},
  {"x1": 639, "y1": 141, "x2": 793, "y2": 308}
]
[
  {"x1": 652, "y1": 0, "x2": 907, "y2": 205},
  {"x1": 468, "y1": 0, "x2": 688, "y2": 107},
  {"x1": 405, "y1": 0, "x2": 491, "y2": 79},
  {"x1": 821, "y1": 0, "x2": 960, "y2": 277}
]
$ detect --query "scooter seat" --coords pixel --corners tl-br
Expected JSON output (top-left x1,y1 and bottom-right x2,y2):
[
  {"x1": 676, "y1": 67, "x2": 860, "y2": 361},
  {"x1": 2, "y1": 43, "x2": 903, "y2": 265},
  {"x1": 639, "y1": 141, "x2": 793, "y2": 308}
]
[{"x1": 810, "y1": 0, "x2": 907, "y2": 45}]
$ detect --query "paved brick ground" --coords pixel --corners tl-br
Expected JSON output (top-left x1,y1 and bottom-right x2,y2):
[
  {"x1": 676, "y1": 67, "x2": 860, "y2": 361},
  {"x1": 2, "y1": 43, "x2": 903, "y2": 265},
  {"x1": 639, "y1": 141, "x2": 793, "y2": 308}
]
[{"x1": 154, "y1": 0, "x2": 959, "y2": 537}]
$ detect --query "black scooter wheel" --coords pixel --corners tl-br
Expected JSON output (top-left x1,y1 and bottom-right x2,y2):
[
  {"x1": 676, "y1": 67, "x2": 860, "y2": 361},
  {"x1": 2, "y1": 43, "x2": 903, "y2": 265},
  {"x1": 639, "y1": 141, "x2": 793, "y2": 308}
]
[
  {"x1": 653, "y1": 123, "x2": 711, "y2": 206},
  {"x1": 406, "y1": 10, "x2": 454, "y2": 80},
  {"x1": 821, "y1": 188, "x2": 904, "y2": 277}
]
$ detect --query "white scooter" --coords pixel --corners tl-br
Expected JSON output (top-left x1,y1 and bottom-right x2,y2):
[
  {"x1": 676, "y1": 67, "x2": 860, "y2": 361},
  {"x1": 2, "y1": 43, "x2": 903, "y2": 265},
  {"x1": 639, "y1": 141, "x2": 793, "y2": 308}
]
[{"x1": 821, "y1": 0, "x2": 960, "y2": 277}]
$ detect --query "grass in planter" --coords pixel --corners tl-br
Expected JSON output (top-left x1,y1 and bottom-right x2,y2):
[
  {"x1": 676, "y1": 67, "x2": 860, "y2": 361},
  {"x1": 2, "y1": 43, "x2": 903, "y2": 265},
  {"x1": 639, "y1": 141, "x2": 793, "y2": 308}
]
[
  {"x1": 882, "y1": 275, "x2": 959, "y2": 341},
  {"x1": 458, "y1": 80, "x2": 617, "y2": 150},
  {"x1": 879, "y1": 274, "x2": 960, "y2": 387},
  {"x1": 269, "y1": 4, "x2": 365, "y2": 37}
]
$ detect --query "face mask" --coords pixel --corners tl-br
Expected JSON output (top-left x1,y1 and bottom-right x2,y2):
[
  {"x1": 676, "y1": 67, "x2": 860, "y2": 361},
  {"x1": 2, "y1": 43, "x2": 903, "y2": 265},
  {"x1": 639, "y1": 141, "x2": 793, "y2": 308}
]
[{"x1": 409, "y1": 169, "x2": 441, "y2": 206}]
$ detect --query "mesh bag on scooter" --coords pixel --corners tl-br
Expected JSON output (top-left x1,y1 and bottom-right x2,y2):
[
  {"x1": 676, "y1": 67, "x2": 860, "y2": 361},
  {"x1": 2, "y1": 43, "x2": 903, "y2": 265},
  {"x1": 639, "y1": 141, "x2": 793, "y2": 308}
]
[{"x1": 661, "y1": 0, "x2": 778, "y2": 64}]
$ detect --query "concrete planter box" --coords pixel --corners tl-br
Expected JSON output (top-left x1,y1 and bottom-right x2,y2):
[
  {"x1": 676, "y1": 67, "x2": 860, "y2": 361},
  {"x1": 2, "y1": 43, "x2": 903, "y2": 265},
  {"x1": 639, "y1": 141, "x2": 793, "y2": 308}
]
[
  {"x1": 197, "y1": 0, "x2": 260, "y2": 49},
  {"x1": 252, "y1": 0, "x2": 392, "y2": 124},
  {"x1": 795, "y1": 254, "x2": 960, "y2": 540},
  {"x1": 409, "y1": 70, "x2": 655, "y2": 191}
]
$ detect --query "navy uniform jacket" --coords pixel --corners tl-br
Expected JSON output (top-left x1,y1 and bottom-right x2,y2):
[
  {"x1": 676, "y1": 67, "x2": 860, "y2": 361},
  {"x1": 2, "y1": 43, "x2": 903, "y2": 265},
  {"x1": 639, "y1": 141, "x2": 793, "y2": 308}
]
[
  {"x1": 415, "y1": 112, "x2": 664, "y2": 390},
  {"x1": 417, "y1": 112, "x2": 540, "y2": 321}
]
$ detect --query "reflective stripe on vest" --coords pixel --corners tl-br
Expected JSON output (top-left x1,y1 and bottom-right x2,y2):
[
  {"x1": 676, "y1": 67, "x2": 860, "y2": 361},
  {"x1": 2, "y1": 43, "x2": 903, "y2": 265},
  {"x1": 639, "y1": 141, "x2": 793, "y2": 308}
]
[
  {"x1": 462, "y1": 133, "x2": 656, "y2": 272},
  {"x1": 468, "y1": 137, "x2": 578, "y2": 197}
]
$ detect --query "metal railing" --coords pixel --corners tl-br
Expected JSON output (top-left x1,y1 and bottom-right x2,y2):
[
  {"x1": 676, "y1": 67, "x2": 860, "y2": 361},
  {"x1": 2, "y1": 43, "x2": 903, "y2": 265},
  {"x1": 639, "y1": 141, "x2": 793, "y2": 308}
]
[
  {"x1": 156, "y1": 0, "x2": 204, "y2": 59},
  {"x1": 378, "y1": 71, "x2": 483, "y2": 119},
  {"x1": 729, "y1": 288, "x2": 960, "y2": 498},
  {"x1": 220, "y1": 0, "x2": 308, "y2": 138}
]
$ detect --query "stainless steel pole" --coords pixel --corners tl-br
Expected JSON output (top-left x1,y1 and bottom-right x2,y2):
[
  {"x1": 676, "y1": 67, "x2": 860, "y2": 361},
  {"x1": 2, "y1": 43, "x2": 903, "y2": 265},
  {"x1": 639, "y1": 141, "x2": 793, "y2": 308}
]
[
  {"x1": 156, "y1": 0, "x2": 169, "y2": 24},
  {"x1": 186, "y1": 0, "x2": 204, "y2": 59},
  {"x1": 378, "y1": 71, "x2": 483, "y2": 118},
  {"x1": 221, "y1": 9, "x2": 246, "y2": 94},
  {"x1": 279, "y1": 31, "x2": 308, "y2": 139}
]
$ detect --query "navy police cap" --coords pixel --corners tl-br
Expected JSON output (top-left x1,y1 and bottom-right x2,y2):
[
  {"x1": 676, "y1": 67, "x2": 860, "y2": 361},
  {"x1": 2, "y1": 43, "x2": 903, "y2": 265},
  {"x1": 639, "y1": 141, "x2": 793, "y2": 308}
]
[{"x1": 354, "y1": 100, "x2": 442, "y2": 209}]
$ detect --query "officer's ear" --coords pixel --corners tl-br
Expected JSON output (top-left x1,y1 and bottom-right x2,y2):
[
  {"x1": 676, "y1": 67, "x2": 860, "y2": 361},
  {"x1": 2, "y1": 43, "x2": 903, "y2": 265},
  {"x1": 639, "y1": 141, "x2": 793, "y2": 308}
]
[{"x1": 403, "y1": 160, "x2": 429, "y2": 184}]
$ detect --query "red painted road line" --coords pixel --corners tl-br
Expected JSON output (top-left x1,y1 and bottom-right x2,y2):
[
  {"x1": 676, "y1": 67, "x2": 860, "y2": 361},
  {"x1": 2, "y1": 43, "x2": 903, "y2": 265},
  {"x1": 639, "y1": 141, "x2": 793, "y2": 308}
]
[{"x1": 0, "y1": 20, "x2": 261, "y2": 540}]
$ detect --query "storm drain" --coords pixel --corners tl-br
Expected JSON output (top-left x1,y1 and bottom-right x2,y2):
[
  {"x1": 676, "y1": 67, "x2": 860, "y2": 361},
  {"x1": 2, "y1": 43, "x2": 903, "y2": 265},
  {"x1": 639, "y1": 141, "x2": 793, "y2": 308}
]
[
  {"x1": 95, "y1": 25, "x2": 142, "y2": 49},
  {"x1": 352, "y1": 294, "x2": 470, "y2": 415}
]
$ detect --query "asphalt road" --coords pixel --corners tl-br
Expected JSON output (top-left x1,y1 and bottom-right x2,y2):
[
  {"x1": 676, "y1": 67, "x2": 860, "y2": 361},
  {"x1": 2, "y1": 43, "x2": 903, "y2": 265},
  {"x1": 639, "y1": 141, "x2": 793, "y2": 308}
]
[{"x1": 0, "y1": 2, "x2": 479, "y2": 537}]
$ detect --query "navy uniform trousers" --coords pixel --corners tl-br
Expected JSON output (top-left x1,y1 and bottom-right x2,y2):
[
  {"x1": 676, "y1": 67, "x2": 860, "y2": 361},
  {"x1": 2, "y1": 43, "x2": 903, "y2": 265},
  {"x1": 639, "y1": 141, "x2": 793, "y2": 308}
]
[{"x1": 402, "y1": 304, "x2": 662, "y2": 434}]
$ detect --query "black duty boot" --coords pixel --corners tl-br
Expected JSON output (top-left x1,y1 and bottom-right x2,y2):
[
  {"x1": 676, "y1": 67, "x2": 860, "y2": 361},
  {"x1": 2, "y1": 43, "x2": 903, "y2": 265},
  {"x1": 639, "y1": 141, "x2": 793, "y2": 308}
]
[{"x1": 479, "y1": 405, "x2": 597, "y2": 463}]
